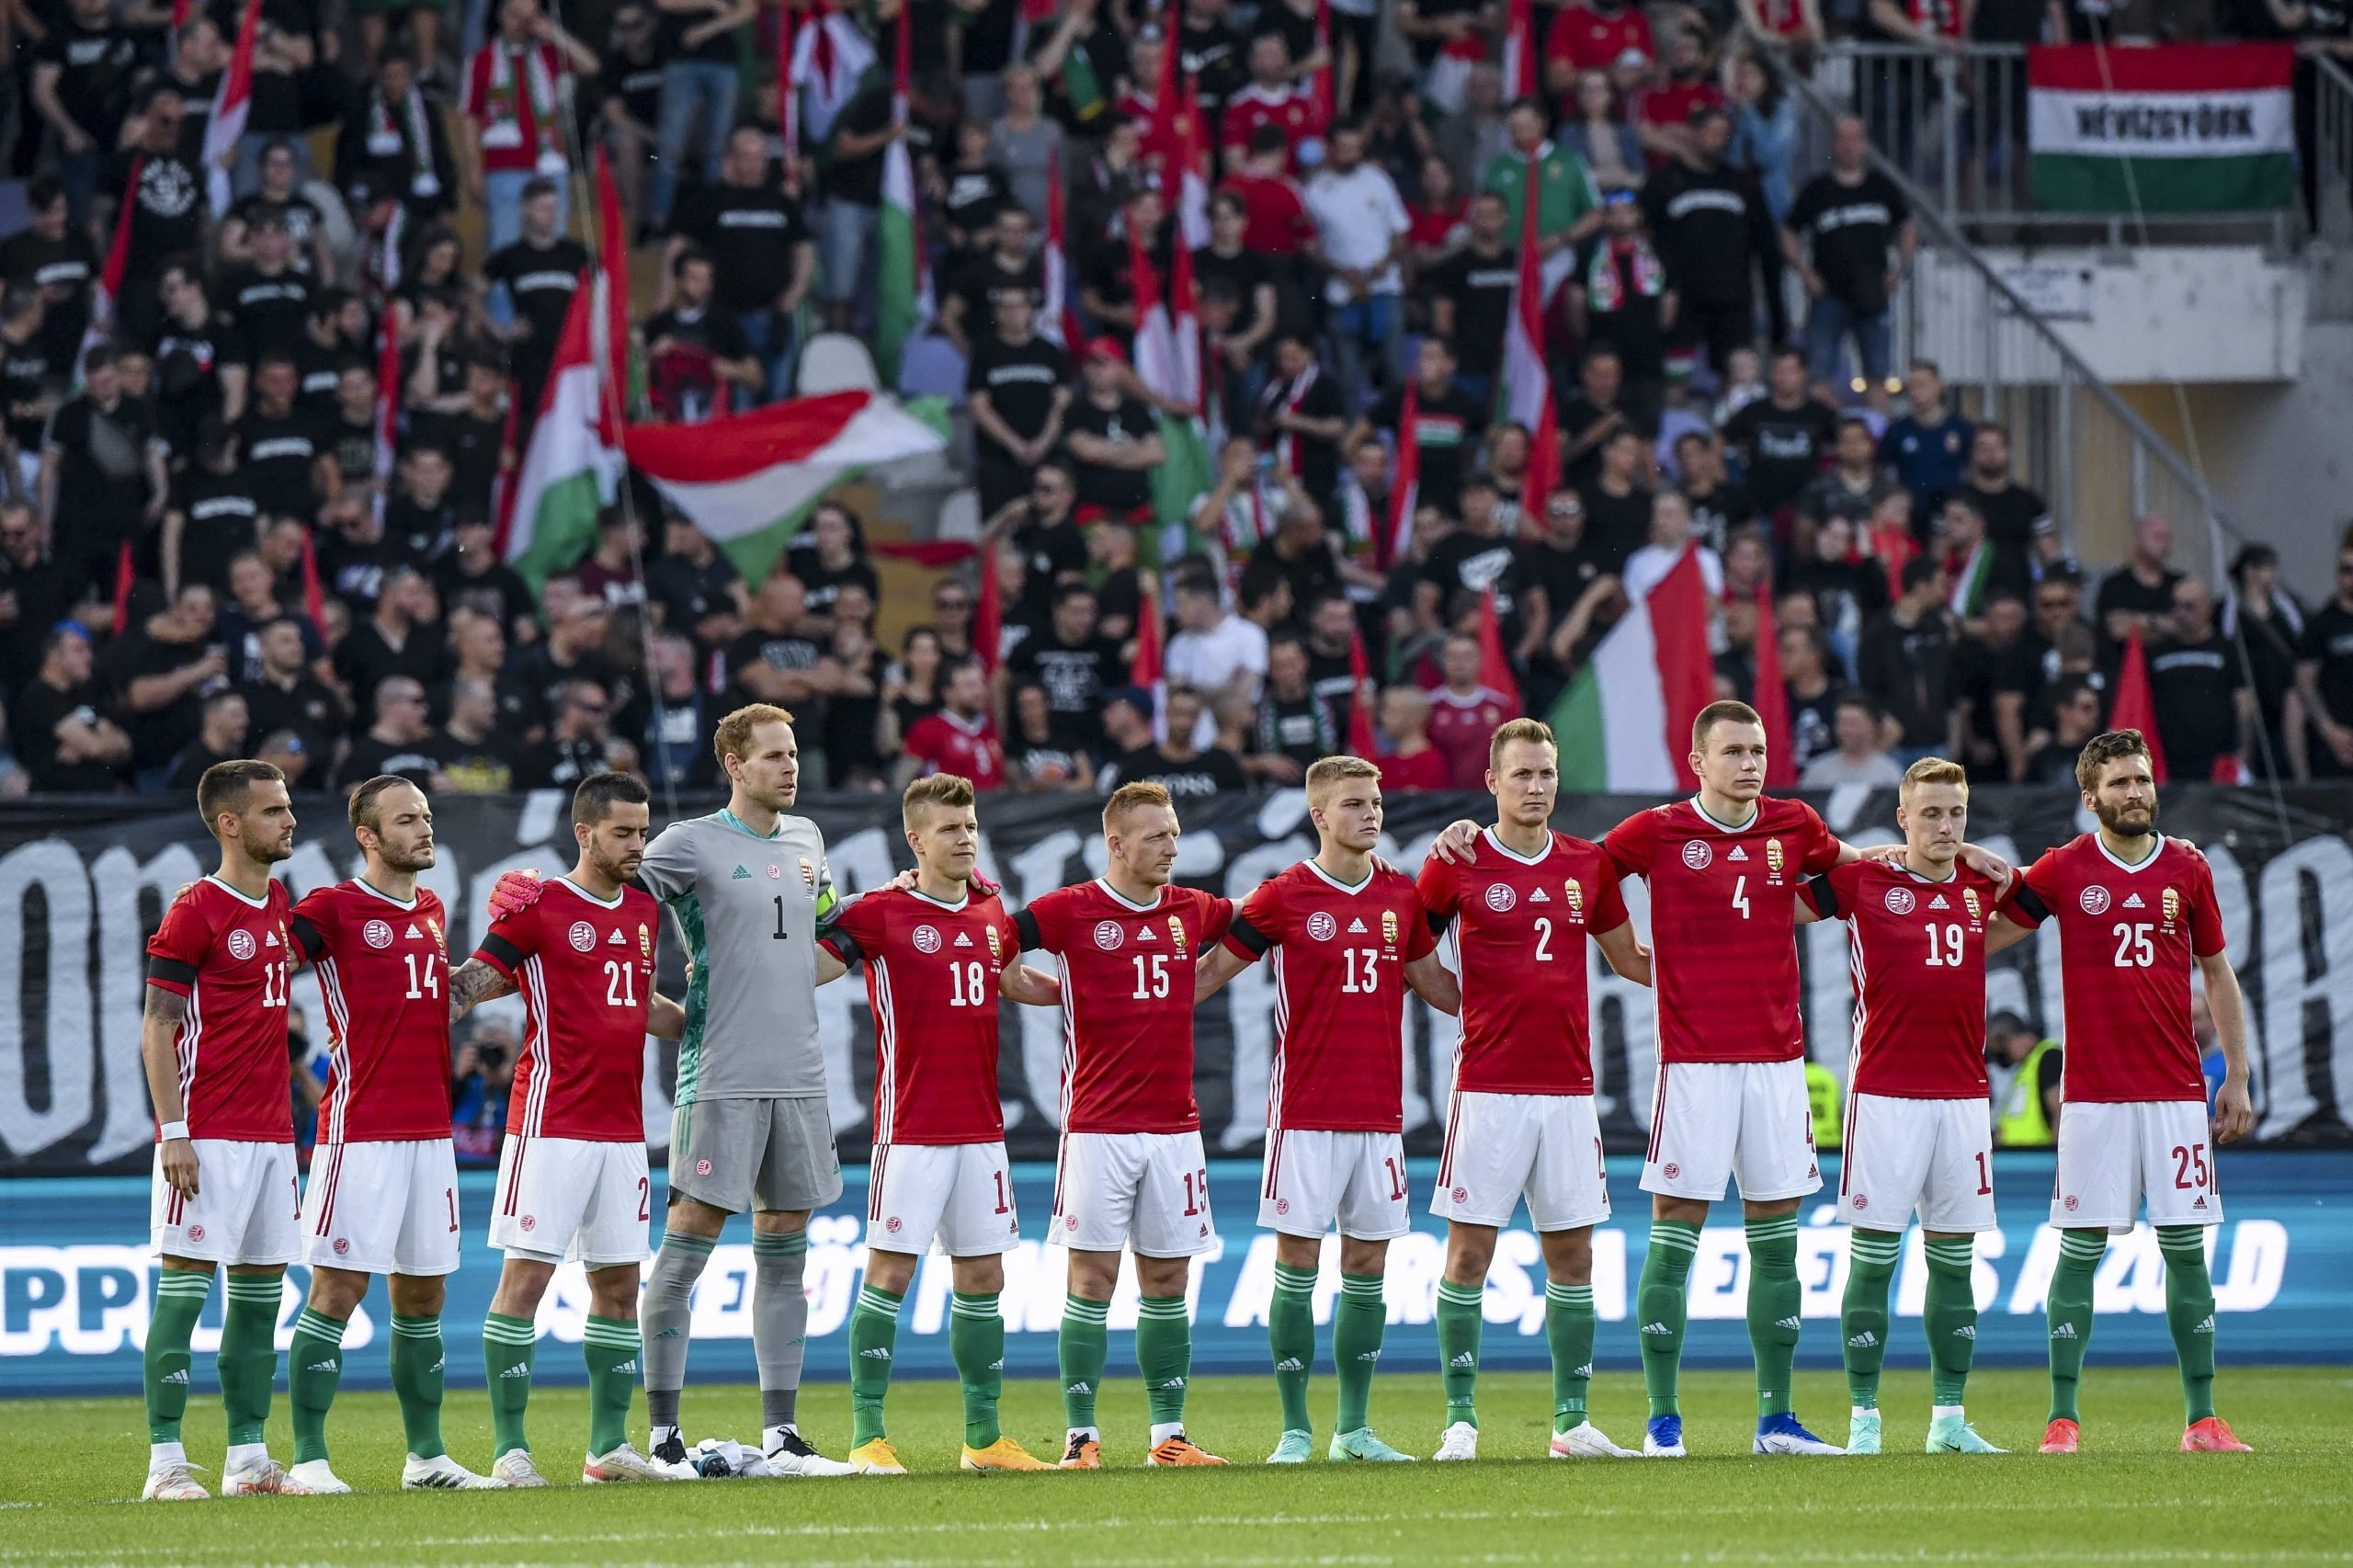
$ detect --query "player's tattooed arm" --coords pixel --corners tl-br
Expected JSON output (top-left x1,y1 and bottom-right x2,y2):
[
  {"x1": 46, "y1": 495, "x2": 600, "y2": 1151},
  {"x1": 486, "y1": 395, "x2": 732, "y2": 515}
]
[
  {"x1": 140, "y1": 983, "x2": 199, "y2": 1197},
  {"x1": 1403, "y1": 951, "x2": 1461, "y2": 1017},
  {"x1": 1191, "y1": 944, "x2": 1254, "y2": 1004},
  {"x1": 647, "y1": 993, "x2": 687, "y2": 1041},
  {"x1": 447, "y1": 957, "x2": 517, "y2": 1021},
  {"x1": 1594, "y1": 920, "x2": 1651, "y2": 985},
  {"x1": 999, "y1": 962, "x2": 1062, "y2": 1006}
]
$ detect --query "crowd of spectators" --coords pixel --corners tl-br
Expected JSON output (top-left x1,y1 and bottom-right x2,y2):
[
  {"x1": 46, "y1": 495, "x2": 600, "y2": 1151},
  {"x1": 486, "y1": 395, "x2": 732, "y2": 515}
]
[{"x1": 0, "y1": 0, "x2": 2336, "y2": 803}]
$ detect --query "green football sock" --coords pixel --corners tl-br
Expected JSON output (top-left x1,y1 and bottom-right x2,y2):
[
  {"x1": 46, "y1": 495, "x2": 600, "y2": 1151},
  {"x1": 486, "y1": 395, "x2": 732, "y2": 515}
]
[
  {"x1": 145, "y1": 1267, "x2": 212, "y2": 1446},
  {"x1": 949, "y1": 1291, "x2": 1006, "y2": 1449},
  {"x1": 1332, "y1": 1272, "x2": 1386, "y2": 1435},
  {"x1": 581, "y1": 1314, "x2": 641, "y2": 1458},
  {"x1": 2047, "y1": 1230, "x2": 2105, "y2": 1424},
  {"x1": 1841, "y1": 1229, "x2": 1902, "y2": 1411},
  {"x1": 1547, "y1": 1281, "x2": 1596, "y2": 1431},
  {"x1": 1135, "y1": 1295, "x2": 1192, "y2": 1427},
  {"x1": 2158, "y1": 1226, "x2": 2218, "y2": 1424},
  {"x1": 389, "y1": 1313, "x2": 449, "y2": 1460},
  {"x1": 1639, "y1": 1221, "x2": 1699, "y2": 1418},
  {"x1": 1059, "y1": 1294, "x2": 1109, "y2": 1433},
  {"x1": 1922, "y1": 1237, "x2": 1979, "y2": 1409},
  {"x1": 1435, "y1": 1278, "x2": 1484, "y2": 1428},
  {"x1": 288, "y1": 1306, "x2": 347, "y2": 1463},
  {"x1": 1268, "y1": 1263, "x2": 1316, "y2": 1434},
  {"x1": 1745, "y1": 1214, "x2": 1802, "y2": 1420},
  {"x1": 847, "y1": 1283, "x2": 903, "y2": 1445},
  {"x1": 482, "y1": 1311, "x2": 538, "y2": 1458},
  {"x1": 218, "y1": 1274, "x2": 285, "y2": 1448}
]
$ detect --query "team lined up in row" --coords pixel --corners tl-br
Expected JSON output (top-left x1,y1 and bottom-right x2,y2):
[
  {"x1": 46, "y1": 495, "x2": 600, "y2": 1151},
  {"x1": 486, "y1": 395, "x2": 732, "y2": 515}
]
[{"x1": 129, "y1": 698, "x2": 2252, "y2": 1497}]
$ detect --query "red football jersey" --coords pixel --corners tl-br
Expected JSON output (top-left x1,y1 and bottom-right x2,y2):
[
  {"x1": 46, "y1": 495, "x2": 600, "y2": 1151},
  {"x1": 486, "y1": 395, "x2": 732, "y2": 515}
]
[
  {"x1": 1221, "y1": 85, "x2": 1326, "y2": 174},
  {"x1": 1017, "y1": 879, "x2": 1234, "y2": 1134},
  {"x1": 1805, "y1": 859, "x2": 1999, "y2": 1099},
  {"x1": 146, "y1": 876, "x2": 297, "y2": 1143},
  {"x1": 821, "y1": 886, "x2": 1017, "y2": 1145},
  {"x1": 1222, "y1": 858, "x2": 1438, "y2": 1133},
  {"x1": 1604, "y1": 796, "x2": 1841, "y2": 1064},
  {"x1": 290, "y1": 881, "x2": 455, "y2": 1142},
  {"x1": 903, "y1": 711, "x2": 1007, "y2": 792},
  {"x1": 1426, "y1": 688, "x2": 1515, "y2": 791},
  {"x1": 474, "y1": 876, "x2": 661, "y2": 1142},
  {"x1": 1996, "y1": 833, "x2": 2224, "y2": 1104},
  {"x1": 1418, "y1": 829, "x2": 1630, "y2": 1096},
  {"x1": 1546, "y1": 3, "x2": 1655, "y2": 69}
]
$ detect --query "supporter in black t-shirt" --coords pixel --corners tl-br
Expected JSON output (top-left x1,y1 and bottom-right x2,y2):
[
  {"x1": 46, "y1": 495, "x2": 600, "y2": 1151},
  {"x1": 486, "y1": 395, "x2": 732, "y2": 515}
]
[
  {"x1": 0, "y1": 286, "x2": 56, "y2": 462},
  {"x1": 148, "y1": 261, "x2": 246, "y2": 460},
  {"x1": 102, "y1": 90, "x2": 207, "y2": 339},
  {"x1": 1005, "y1": 583, "x2": 1127, "y2": 752},
  {"x1": 218, "y1": 213, "x2": 314, "y2": 349},
  {"x1": 2146, "y1": 578, "x2": 2250, "y2": 785},
  {"x1": 1062, "y1": 342, "x2": 1163, "y2": 519},
  {"x1": 482, "y1": 177, "x2": 590, "y2": 406},
  {"x1": 1577, "y1": 430, "x2": 1657, "y2": 578},
  {"x1": 1255, "y1": 334, "x2": 1348, "y2": 514},
  {"x1": 965, "y1": 290, "x2": 1070, "y2": 514},
  {"x1": 938, "y1": 119, "x2": 1014, "y2": 253},
  {"x1": 237, "y1": 355, "x2": 328, "y2": 523},
  {"x1": 33, "y1": 0, "x2": 140, "y2": 176},
  {"x1": 382, "y1": 444, "x2": 460, "y2": 563},
  {"x1": 1721, "y1": 347, "x2": 1840, "y2": 517},
  {"x1": 1786, "y1": 122, "x2": 1913, "y2": 384},
  {"x1": 165, "y1": 423, "x2": 264, "y2": 597},
  {"x1": 14, "y1": 624, "x2": 132, "y2": 791},
  {"x1": 1363, "y1": 337, "x2": 1485, "y2": 518},
  {"x1": 40, "y1": 346, "x2": 162, "y2": 580},
  {"x1": 222, "y1": 141, "x2": 329, "y2": 274},
  {"x1": 669, "y1": 129, "x2": 813, "y2": 318},
  {"x1": 0, "y1": 179, "x2": 97, "y2": 381},
  {"x1": 99, "y1": 584, "x2": 232, "y2": 773},
  {"x1": 1097, "y1": 687, "x2": 1248, "y2": 795},
  {"x1": 940, "y1": 209, "x2": 1047, "y2": 356},
  {"x1": 642, "y1": 247, "x2": 759, "y2": 423},
  {"x1": 1427, "y1": 195, "x2": 1518, "y2": 390},
  {"x1": 406, "y1": 358, "x2": 507, "y2": 521}
]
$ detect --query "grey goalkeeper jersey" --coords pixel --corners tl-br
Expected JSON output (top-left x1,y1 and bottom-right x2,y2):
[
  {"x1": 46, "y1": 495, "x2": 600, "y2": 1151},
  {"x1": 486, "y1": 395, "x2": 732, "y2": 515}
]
[{"x1": 640, "y1": 808, "x2": 836, "y2": 1104}]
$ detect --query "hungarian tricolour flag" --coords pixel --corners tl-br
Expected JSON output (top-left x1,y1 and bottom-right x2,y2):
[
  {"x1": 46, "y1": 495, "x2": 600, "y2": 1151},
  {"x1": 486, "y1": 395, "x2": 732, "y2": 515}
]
[
  {"x1": 205, "y1": 0, "x2": 260, "y2": 217},
  {"x1": 2029, "y1": 43, "x2": 2294, "y2": 213},
  {"x1": 500, "y1": 270, "x2": 620, "y2": 586},
  {"x1": 1548, "y1": 544, "x2": 1717, "y2": 791},
  {"x1": 875, "y1": 1, "x2": 929, "y2": 383},
  {"x1": 623, "y1": 390, "x2": 948, "y2": 583}
]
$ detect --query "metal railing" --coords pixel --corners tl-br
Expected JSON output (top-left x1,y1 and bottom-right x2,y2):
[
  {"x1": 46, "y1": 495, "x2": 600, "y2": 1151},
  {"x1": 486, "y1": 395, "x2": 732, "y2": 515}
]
[
  {"x1": 1802, "y1": 40, "x2": 2300, "y2": 246},
  {"x1": 1764, "y1": 44, "x2": 2252, "y2": 583},
  {"x1": 2307, "y1": 55, "x2": 2353, "y2": 316}
]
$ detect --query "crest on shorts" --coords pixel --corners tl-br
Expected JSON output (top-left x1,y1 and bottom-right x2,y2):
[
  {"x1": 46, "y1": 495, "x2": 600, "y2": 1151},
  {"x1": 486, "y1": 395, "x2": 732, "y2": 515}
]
[
  {"x1": 1564, "y1": 878, "x2": 1584, "y2": 919},
  {"x1": 1962, "y1": 889, "x2": 1982, "y2": 923},
  {"x1": 639, "y1": 924, "x2": 653, "y2": 957},
  {"x1": 1381, "y1": 909, "x2": 1399, "y2": 946},
  {"x1": 2162, "y1": 887, "x2": 2180, "y2": 926},
  {"x1": 1765, "y1": 837, "x2": 1785, "y2": 876},
  {"x1": 1168, "y1": 915, "x2": 1188, "y2": 953},
  {"x1": 227, "y1": 928, "x2": 256, "y2": 961},
  {"x1": 570, "y1": 921, "x2": 597, "y2": 952}
]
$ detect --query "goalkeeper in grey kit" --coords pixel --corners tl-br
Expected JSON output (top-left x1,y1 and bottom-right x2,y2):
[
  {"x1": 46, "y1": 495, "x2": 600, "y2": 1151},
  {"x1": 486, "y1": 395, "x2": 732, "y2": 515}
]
[{"x1": 487, "y1": 702, "x2": 855, "y2": 1476}]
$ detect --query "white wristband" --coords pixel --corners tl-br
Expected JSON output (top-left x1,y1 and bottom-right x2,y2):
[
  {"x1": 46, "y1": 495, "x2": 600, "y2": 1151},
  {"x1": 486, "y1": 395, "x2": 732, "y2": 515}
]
[{"x1": 160, "y1": 1120, "x2": 189, "y2": 1142}]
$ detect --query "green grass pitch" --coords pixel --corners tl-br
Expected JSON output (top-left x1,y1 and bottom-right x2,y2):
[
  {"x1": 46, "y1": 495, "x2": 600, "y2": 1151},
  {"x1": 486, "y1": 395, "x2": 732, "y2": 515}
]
[{"x1": 4, "y1": 1368, "x2": 2343, "y2": 1565}]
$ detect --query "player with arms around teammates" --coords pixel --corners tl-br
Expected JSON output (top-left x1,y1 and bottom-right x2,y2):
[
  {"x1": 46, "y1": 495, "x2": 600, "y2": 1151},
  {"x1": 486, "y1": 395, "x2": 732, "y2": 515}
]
[
  {"x1": 1797, "y1": 756, "x2": 2014, "y2": 1457},
  {"x1": 1988, "y1": 729, "x2": 2257, "y2": 1455},
  {"x1": 140, "y1": 761, "x2": 308, "y2": 1500},
  {"x1": 814, "y1": 773, "x2": 1066, "y2": 1474},
  {"x1": 1014, "y1": 781, "x2": 1236, "y2": 1469},
  {"x1": 485, "y1": 705, "x2": 858, "y2": 1477},
  {"x1": 277, "y1": 777, "x2": 498, "y2": 1493},
  {"x1": 1415, "y1": 719, "x2": 1653, "y2": 1463},
  {"x1": 1194, "y1": 756, "x2": 1461, "y2": 1466},
  {"x1": 447, "y1": 773, "x2": 690, "y2": 1486}
]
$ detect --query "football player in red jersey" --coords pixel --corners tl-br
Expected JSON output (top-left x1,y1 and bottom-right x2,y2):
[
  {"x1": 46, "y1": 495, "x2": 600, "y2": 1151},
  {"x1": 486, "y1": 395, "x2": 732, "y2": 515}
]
[
  {"x1": 814, "y1": 773, "x2": 1064, "y2": 1475},
  {"x1": 447, "y1": 773, "x2": 689, "y2": 1487},
  {"x1": 1988, "y1": 730, "x2": 2256, "y2": 1456},
  {"x1": 1796, "y1": 757, "x2": 2015, "y2": 1458},
  {"x1": 1193, "y1": 756, "x2": 1461, "y2": 1466},
  {"x1": 279, "y1": 778, "x2": 495, "y2": 1492},
  {"x1": 1014, "y1": 780, "x2": 1236, "y2": 1470},
  {"x1": 1416, "y1": 719, "x2": 1651, "y2": 1464},
  {"x1": 139, "y1": 760, "x2": 306, "y2": 1501}
]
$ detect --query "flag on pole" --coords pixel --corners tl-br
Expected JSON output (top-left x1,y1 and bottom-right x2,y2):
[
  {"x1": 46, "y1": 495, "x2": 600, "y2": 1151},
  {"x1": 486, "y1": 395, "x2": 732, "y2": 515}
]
[
  {"x1": 1384, "y1": 380, "x2": 1419, "y2": 570},
  {"x1": 875, "y1": 0, "x2": 928, "y2": 385},
  {"x1": 592, "y1": 147, "x2": 632, "y2": 426},
  {"x1": 81, "y1": 156, "x2": 141, "y2": 378},
  {"x1": 1174, "y1": 79, "x2": 1211, "y2": 250},
  {"x1": 2109, "y1": 627, "x2": 2169, "y2": 784},
  {"x1": 1311, "y1": 0, "x2": 1336, "y2": 128},
  {"x1": 1748, "y1": 585, "x2": 1796, "y2": 787},
  {"x1": 371, "y1": 304, "x2": 402, "y2": 519},
  {"x1": 499, "y1": 269, "x2": 621, "y2": 585},
  {"x1": 776, "y1": 2, "x2": 801, "y2": 165},
  {"x1": 1501, "y1": 158, "x2": 1551, "y2": 430},
  {"x1": 621, "y1": 390, "x2": 949, "y2": 582},
  {"x1": 974, "y1": 542, "x2": 1003, "y2": 673},
  {"x1": 1550, "y1": 544, "x2": 1717, "y2": 790},
  {"x1": 205, "y1": 0, "x2": 260, "y2": 218},
  {"x1": 1042, "y1": 145, "x2": 1081, "y2": 351},
  {"x1": 790, "y1": 1, "x2": 874, "y2": 147},
  {"x1": 298, "y1": 528, "x2": 326, "y2": 631},
  {"x1": 1502, "y1": 0, "x2": 1539, "y2": 102},
  {"x1": 1131, "y1": 574, "x2": 1165, "y2": 726},
  {"x1": 1347, "y1": 622, "x2": 1379, "y2": 759},
  {"x1": 1477, "y1": 585, "x2": 1521, "y2": 713},
  {"x1": 1523, "y1": 393, "x2": 1560, "y2": 522},
  {"x1": 1131, "y1": 222, "x2": 1215, "y2": 531}
]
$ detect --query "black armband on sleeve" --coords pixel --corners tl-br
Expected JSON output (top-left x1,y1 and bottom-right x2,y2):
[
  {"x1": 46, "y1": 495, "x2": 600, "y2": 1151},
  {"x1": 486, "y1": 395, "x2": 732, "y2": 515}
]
[
  {"x1": 146, "y1": 956, "x2": 198, "y2": 990},
  {"x1": 478, "y1": 933, "x2": 525, "y2": 973},
  {"x1": 1426, "y1": 910, "x2": 1449, "y2": 937},
  {"x1": 1226, "y1": 915, "x2": 1271, "y2": 956},
  {"x1": 2008, "y1": 883, "x2": 2051, "y2": 925},
  {"x1": 288, "y1": 915, "x2": 325, "y2": 963},
  {"x1": 822, "y1": 926, "x2": 863, "y2": 964},
  {"x1": 1804, "y1": 874, "x2": 1838, "y2": 919},
  {"x1": 1013, "y1": 909, "x2": 1041, "y2": 952}
]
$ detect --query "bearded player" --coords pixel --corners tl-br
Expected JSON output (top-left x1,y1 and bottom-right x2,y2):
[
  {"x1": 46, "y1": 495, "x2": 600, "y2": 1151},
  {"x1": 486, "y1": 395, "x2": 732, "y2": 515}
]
[
  {"x1": 1416, "y1": 720, "x2": 1651, "y2": 1463},
  {"x1": 1195, "y1": 756, "x2": 1461, "y2": 1466},
  {"x1": 813, "y1": 772, "x2": 1065, "y2": 1474},
  {"x1": 1013, "y1": 781, "x2": 1234, "y2": 1469},
  {"x1": 140, "y1": 762, "x2": 306, "y2": 1500},
  {"x1": 1988, "y1": 730, "x2": 2256, "y2": 1456},
  {"x1": 1796, "y1": 757, "x2": 2012, "y2": 1457},
  {"x1": 447, "y1": 773, "x2": 690, "y2": 1486},
  {"x1": 279, "y1": 777, "x2": 495, "y2": 1492}
]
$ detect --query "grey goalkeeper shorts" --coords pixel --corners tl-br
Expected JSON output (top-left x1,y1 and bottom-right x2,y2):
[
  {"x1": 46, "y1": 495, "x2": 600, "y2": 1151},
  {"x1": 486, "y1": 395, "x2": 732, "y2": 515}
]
[{"x1": 668, "y1": 1096, "x2": 844, "y2": 1215}]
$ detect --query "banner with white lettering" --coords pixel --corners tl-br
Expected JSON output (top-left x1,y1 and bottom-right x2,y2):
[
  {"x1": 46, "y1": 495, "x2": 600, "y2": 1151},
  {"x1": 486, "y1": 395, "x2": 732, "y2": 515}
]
[
  {"x1": 0, "y1": 785, "x2": 2349, "y2": 1176},
  {"x1": 2029, "y1": 43, "x2": 2296, "y2": 213}
]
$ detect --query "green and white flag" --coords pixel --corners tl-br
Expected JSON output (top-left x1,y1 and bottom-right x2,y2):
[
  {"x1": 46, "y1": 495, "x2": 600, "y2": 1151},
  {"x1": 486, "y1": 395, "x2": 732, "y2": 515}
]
[
  {"x1": 875, "y1": 0, "x2": 930, "y2": 383},
  {"x1": 2029, "y1": 43, "x2": 2294, "y2": 213}
]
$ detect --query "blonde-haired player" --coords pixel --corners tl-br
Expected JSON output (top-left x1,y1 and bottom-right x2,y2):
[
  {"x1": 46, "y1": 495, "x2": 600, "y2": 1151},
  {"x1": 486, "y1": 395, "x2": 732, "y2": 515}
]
[
  {"x1": 1012, "y1": 782, "x2": 1236, "y2": 1467},
  {"x1": 1196, "y1": 756, "x2": 1461, "y2": 1464}
]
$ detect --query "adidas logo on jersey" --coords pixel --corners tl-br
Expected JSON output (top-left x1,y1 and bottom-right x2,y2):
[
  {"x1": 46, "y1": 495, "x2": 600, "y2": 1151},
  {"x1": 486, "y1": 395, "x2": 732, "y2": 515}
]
[
  {"x1": 955, "y1": 933, "x2": 973, "y2": 948},
  {"x1": 2193, "y1": 1314, "x2": 2216, "y2": 1334},
  {"x1": 265, "y1": 931, "x2": 279, "y2": 947},
  {"x1": 1449, "y1": 1352, "x2": 1476, "y2": 1368},
  {"x1": 2124, "y1": 893, "x2": 2146, "y2": 909},
  {"x1": 2052, "y1": 1324, "x2": 2078, "y2": 1339},
  {"x1": 1275, "y1": 1358, "x2": 1305, "y2": 1371},
  {"x1": 1728, "y1": 846, "x2": 1748, "y2": 861},
  {"x1": 1776, "y1": 1316, "x2": 1801, "y2": 1330},
  {"x1": 1530, "y1": 889, "x2": 1551, "y2": 903},
  {"x1": 1138, "y1": 927, "x2": 1156, "y2": 940},
  {"x1": 498, "y1": 1363, "x2": 531, "y2": 1378},
  {"x1": 406, "y1": 923, "x2": 422, "y2": 938},
  {"x1": 1847, "y1": 1332, "x2": 1878, "y2": 1349},
  {"x1": 1640, "y1": 1322, "x2": 1672, "y2": 1335},
  {"x1": 733, "y1": 866, "x2": 752, "y2": 879},
  {"x1": 1347, "y1": 917, "x2": 1368, "y2": 934},
  {"x1": 1929, "y1": 895, "x2": 1949, "y2": 910},
  {"x1": 608, "y1": 930, "x2": 627, "y2": 945}
]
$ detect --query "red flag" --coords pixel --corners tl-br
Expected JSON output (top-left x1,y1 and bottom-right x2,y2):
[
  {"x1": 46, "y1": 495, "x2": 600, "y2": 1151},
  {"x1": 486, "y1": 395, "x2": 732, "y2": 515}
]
[
  {"x1": 1347, "y1": 622, "x2": 1379, "y2": 759},
  {"x1": 372, "y1": 302, "x2": 402, "y2": 517},
  {"x1": 2109, "y1": 627, "x2": 2169, "y2": 785},
  {"x1": 776, "y1": 2, "x2": 800, "y2": 167},
  {"x1": 1524, "y1": 392, "x2": 1560, "y2": 522},
  {"x1": 593, "y1": 148, "x2": 631, "y2": 432},
  {"x1": 1311, "y1": 0, "x2": 1336, "y2": 127},
  {"x1": 204, "y1": 0, "x2": 261, "y2": 216},
  {"x1": 299, "y1": 528, "x2": 326, "y2": 631},
  {"x1": 110, "y1": 541, "x2": 134, "y2": 636},
  {"x1": 1383, "y1": 381, "x2": 1419, "y2": 571},
  {"x1": 1044, "y1": 145, "x2": 1082, "y2": 351},
  {"x1": 80, "y1": 155, "x2": 141, "y2": 374},
  {"x1": 1502, "y1": 0, "x2": 1538, "y2": 100},
  {"x1": 973, "y1": 545, "x2": 1002, "y2": 674},
  {"x1": 1477, "y1": 585, "x2": 1520, "y2": 713},
  {"x1": 1131, "y1": 575, "x2": 1162, "y2": 690},
  {"x1": 1749, "y1": 585, "x2": 1796, "y2": 788}
]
